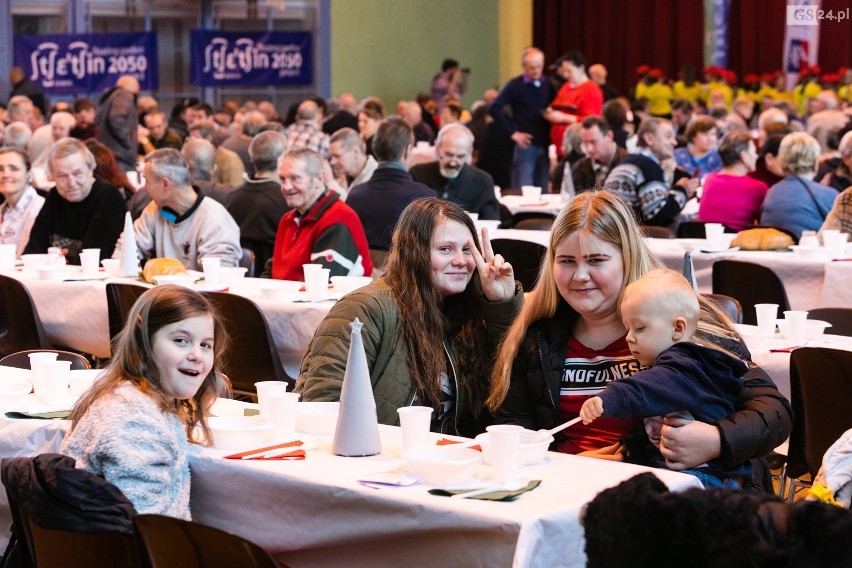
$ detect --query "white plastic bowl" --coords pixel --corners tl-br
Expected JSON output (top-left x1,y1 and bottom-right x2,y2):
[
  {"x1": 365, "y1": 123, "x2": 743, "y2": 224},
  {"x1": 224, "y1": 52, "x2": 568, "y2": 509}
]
[
  {"x1": 295, "y1": 401, "x2": 340, "y2": 434},
  {"x1": 777, "y1": 319, "x2": 831, "y2": 341},
  {"x1": 36, "y1": 265, "x2": 69, "y2": 281},
  {"x1": 329, "y1": 276, "x2": 372, "y2": 296},
  {"x1": 153, "y1": 274, "x2": 198, "y2": 287},
  {"x1": 219, "y1": 266, "x2": 248, "y2": 284},
  {"x1": 789, "y1": 245, "x2": 831, "y2": 261},
  {"x1": 259, "y1": 281, "x2": 302, "y2": 301},
  {"x1": 402, "y1": 445, "x2": 481, "y2": 485},
  {"x1": 207, "y1": 416, "x2": 273, "y2": 450},
  {"x1": 22, "y1": 254, "x2": 52, "y2": 271},
  {"x1": 475, "y1": 430, "x2": 553, "y2": 466}
]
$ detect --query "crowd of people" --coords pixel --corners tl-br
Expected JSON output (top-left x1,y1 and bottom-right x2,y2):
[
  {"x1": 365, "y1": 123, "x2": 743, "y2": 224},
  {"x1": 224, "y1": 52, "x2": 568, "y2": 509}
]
[{"x1": 3, "y1": 49, "x2": 852, "y2": 520}]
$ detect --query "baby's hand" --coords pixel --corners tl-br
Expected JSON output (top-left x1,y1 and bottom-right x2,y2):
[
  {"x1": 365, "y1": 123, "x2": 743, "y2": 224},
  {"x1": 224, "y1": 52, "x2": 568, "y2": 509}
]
[{"x1": 579, "y1": 397, "x2": 605, "y2": 424}]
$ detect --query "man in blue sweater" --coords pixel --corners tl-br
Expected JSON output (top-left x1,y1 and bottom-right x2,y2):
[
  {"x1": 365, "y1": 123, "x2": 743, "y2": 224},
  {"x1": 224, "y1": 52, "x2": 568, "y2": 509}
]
[{"x1": 488, "y1": 48, "x2": 555, "y2": 192}]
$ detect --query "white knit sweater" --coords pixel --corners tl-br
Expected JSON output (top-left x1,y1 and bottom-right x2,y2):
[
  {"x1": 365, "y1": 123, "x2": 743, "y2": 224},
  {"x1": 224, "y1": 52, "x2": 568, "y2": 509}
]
[{"x1": 60, "y1": 381, "x2": 191, "y2": 519}]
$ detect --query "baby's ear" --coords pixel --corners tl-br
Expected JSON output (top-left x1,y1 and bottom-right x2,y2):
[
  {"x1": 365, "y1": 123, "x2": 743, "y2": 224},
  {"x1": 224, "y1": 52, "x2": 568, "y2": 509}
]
[{"x1": 671, "y1": 316, "x2": 688, "y2": 340}]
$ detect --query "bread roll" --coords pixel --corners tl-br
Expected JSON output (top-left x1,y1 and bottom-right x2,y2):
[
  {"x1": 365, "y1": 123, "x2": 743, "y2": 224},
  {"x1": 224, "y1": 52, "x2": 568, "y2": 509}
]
[
  {"x1": 730, "y1": 228, "x2": 795, "y2": 251},
  {"x1": 142, "y1": 258, "x2": 187, "y2": 283}
]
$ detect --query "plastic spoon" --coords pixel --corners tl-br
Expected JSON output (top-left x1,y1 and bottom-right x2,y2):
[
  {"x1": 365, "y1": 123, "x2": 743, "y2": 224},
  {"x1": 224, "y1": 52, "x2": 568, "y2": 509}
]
[{"x1": 533, "y1": 416, "x2": 583, "y2": 442}]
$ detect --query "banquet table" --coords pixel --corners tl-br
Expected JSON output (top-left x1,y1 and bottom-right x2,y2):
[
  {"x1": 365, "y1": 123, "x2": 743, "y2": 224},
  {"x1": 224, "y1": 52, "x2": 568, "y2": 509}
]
[
  {"x1": 489, "y1": 231, "x2": 852, "y2": 312},
  {"x1": 1, "y1": 269, "x2": 332, "y2": 378},
  {"x1": 0, "y1": 390, "x2": 702, "y2": 568}
]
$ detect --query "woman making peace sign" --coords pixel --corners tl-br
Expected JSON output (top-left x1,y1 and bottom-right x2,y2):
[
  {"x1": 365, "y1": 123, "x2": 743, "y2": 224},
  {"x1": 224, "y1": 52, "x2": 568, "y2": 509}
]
[{"x1": 297, "y1": 197, "x2": 522, "y2": 436}]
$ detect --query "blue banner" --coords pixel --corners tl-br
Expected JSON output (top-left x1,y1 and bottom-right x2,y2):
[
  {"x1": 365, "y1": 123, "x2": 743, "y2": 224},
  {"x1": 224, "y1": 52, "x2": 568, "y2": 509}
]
[
  {"x1": 190, "y1": 30, "x2": 312, "y2": 87},
  {"x1": 13, "y1": 32, "x2": 158, "y2": 95}
]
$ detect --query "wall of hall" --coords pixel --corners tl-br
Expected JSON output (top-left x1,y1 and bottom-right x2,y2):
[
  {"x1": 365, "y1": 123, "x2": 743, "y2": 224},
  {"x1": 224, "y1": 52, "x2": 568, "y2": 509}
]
[{"x1": 329, "y1": 0, "x2": 502, "y2": 109}]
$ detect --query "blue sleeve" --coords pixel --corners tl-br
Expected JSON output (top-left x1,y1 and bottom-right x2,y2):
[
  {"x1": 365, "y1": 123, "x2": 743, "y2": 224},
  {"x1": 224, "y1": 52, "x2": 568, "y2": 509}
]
[{"x1": 488, "y1": 80, "x2": 518, "y2": 135}]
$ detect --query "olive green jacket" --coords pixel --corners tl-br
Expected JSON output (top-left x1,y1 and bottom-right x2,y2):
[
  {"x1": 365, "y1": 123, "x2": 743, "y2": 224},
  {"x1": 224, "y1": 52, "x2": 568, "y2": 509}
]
[{"x1": 295, "y1": 278, "x2": 523, "y2": 434}]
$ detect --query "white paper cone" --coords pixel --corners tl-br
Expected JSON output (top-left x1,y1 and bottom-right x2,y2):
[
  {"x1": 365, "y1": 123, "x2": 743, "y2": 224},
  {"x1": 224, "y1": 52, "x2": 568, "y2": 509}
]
[
  {"x1": 332, "y1": 317, "x2": 382, "y2": 457},
  {"x1": 120, "y1": 212, "x2": 140, "y2": 277}
]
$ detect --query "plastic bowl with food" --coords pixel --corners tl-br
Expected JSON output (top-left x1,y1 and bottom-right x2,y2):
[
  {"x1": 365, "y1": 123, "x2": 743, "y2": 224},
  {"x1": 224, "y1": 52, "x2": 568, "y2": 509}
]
[
  {"x1": 475, "y1": 429, "x2": 553, "y2": 466},
  {"x1": 295, "y1": 401, "x2": 340, "y2": 434},
  {"x1": 329, "y1": 276, "x2": 372, "y2": 296},
  {"x1": 207, "y1": 416, "x2": 273, "y2": 450},
  {"x1": 401, "y1": 445, "x2": 481, "y2": 485},
  {"x1": 21, "y1": 254, "x2": 52, "y2": 271}
]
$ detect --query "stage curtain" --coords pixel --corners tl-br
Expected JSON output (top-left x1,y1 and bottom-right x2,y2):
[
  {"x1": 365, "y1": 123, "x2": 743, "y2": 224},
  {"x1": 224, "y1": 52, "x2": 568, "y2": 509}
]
[{"x1": 535, "y1": 0, "x2": 850, "y2": 97}]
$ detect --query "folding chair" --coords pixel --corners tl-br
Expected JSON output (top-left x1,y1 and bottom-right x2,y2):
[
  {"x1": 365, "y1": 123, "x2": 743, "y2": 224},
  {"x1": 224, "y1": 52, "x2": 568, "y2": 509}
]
[
  {"x1": 711, "y1": 260, "x2": 790, "y2": 326},
  {"x1": 105, "y1": 283, "x2": 149, "y2": 342},
  {"x1": 134, "y1": 514, "x2": 278, "y2": 568},
  {"x1": 641, "y1": 225, "x2": 676, "y2": 239},
  {"x1": 0, "y1": 274, "x2": 53, "y2": 357},
  {"x1": 778, "y1": 348, "x2": 852, "y2": 501},
  {"x1": 490, "y1": 239, "x2": 547, "y2": 292}
]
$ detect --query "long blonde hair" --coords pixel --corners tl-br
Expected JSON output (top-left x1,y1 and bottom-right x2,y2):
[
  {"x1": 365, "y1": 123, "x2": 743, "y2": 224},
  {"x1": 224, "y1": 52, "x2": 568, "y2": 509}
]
[{"x1": 68, "y1": 286, "x2": 229, "y2": 444}]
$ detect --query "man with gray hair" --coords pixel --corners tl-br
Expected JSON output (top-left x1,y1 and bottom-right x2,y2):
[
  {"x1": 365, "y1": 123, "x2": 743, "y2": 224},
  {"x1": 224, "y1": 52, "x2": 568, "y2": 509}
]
[
  {"x1": 285, "y1": 99, "x2": 330, "y2": 159},
  {"x1": 410, "y1": 122, "x2": 500, "y2": 220},
  {"x1": 3, "y1": 122, "x2": 32, "y2": 150},
  {"x1": 326, "y1": 127, "x2": 378, "y2": 199},
  {"x1": 24, "y1": 138, "x2": 126, "y2": 264},
  {"x1": 6, "y1": 96, "x2": 37, "y2": 131},
  {"x1": 113, "y1": 148, "x2": 241, "y2": 270},
  {"x1": 221, "y1": 109, "x2": 267, "y2": 176},
  {"x1": 29, "y1": 111, "x2": 77, "y2": 165},
  {"x1": 226, "y1": 131, "x2": 291, "y2": 275}
]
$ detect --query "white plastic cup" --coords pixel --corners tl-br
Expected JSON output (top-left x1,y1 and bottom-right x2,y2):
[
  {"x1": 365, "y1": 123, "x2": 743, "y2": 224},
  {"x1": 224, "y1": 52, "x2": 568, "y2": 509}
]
[
  {"x1": 42, "y1": 360, "x2": 72, "y2": 406},
  {"x1": 799, "y1": 232, "x2": 819, "y2": 248},
  {"x1": 78, "y1": 251, "x2": 100, "y2": 275},
  {"x1": 201, "y1": 258, "x2": 221, "y2": 286},
  {"x1": 485, "y1": 424, "x2": 523, "y2": 483},
  {"x1": 302, "y1": 263, "x2": 322, "y2": 276},
  {"x1": 754, "y1": 304, "x2": 779, "y2": 332},
  {"x1": 254, "y1": 381, "x2": 288, "y2": 420},
  {"x1": 28, "y1": 352, "x2": 58, "y2": 397},
  {"x1": 0, "y1": 244, "x2": 16, "y2": 271},
  {"x1": 822, "y1": 232, "x2": 848, "y2": 259},
  {"x1": 704, "y1": 223, "x2": 725, "y2": 247},
  {"x1": 304, "y1": 268, "x2": 330, "y2": 299},
  {"x1": 397, "y1": 406, "x2": 433, "y2": 450},
  {"x1": 101, "y1": 258, "x2": 122, "y2": 276},
  {"x1": 521, "y1": 185, "x2": 542, "y2": 202},
  {"x1": 783, "y1": 310, "x2": 809, "y2": 344},
  {"x1": 267, "y1": 391, "x2": 301, "y2": 438}
]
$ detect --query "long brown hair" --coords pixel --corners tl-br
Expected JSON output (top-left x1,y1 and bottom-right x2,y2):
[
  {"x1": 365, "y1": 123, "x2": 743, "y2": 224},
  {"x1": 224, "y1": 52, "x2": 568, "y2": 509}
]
[
  {"x1": 68, "y1": 286, "x2": 229, "y2": 444},
  {"x1": 84, "y1": 139, "x2": 135, "y2": 195},
  {"x1": 384, "y1": 198, "x2": 490, "y2": 414}
]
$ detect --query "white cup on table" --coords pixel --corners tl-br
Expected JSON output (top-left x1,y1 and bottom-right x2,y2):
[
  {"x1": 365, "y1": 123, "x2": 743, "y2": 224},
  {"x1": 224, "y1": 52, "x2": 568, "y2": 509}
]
[
  {"x1": 783, "y1": 310, "x2": 809, "y2": 343},
  {"x1": 101, "y1": 258, "x2": 122, "y2": 276},
  {"x1": 78, "y1": 250, "x2": 101, "y2": 276},
  {"x1": 485, "y1": 424, "x2": 524, "y2": 483},
  {"x1": 704, "y1": 223, "x2": 725, "y2": 247},
  {"x1": 754, "y1": 304, "x2": 779, "y2": 333},
  {"x1": 42, "y1": 360, "x2": 72, "y2": 406},
  {"x1": 201, "y1": 258, "x2": 221, "y2": 286},
  {"x1": 28, "y1": 352, "x2": 58, "y2": 397},
  {"x1": 254, "y1": 381, "x2": 288, "y2": 421},
  {"x1": 0, "y1": 244, "x2": 16, "y2": 271},
  {"x1": 304, "y1": 268, "x2": 330, "y2": 299},
  {"x1": 267, "y1": 391, "x2": 301, "y2": 438},
  {"x1": 521, "y1": 185, "x2": 542, "y2": 202},
  {"x1": 397, "y1": 406, "x2": 433, "y2": 450},
  {"x1": 822, "y1": 231, "x2": 848, "y2": 258}
]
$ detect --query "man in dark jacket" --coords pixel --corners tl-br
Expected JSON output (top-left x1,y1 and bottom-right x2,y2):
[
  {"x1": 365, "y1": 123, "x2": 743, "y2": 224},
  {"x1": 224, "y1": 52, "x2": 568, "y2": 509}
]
[
  {"x1": 95, "y1": 75, "x2": 139, "y2": 171},
  {"x1": 410, "y1": 123, "x2": 500, "y2": 220},
  {"x1": 347, "y1": 117, "x2": 435, "y2": 251}
]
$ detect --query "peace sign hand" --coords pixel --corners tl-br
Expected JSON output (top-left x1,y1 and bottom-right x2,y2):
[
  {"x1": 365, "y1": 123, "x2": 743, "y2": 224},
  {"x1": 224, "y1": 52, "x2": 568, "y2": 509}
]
[{"x1": 468, "y1": 226, "x2": 516, "y2": 302}]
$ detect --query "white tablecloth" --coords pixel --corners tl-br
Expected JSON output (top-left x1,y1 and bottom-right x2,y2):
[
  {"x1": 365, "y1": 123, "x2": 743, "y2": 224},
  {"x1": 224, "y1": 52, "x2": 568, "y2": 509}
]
[
  {"x1": 0, "y1": 400, "x2": 701, "y2": 568},
  {"x1": 499, "y1": 194, "x2": 565, "y2": 216},
  {"x1": 1, "y1": 270, "x2": 332, "y2": 377}
]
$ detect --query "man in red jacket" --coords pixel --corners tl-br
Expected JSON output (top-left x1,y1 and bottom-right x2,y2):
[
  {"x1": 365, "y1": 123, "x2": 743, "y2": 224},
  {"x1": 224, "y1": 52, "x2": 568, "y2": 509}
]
[{"x1": 265, "y1": 148, "x2": 372, "y2": 281}]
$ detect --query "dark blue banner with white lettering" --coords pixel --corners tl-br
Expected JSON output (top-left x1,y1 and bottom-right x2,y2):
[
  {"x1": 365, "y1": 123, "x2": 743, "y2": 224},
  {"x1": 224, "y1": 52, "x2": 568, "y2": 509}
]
[
  {"x1": 13, "y1": 32, "x2": 158, "y2": 95},
  {"x1": 190, "y1": 30, "x2": 312, "y2": 87}
]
